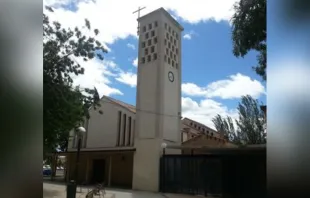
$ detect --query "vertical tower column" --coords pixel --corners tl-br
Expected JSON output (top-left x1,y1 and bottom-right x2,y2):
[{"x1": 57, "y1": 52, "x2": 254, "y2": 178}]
[{"x1": 132, "y1": 7, "x2": 184, "y2": 192}]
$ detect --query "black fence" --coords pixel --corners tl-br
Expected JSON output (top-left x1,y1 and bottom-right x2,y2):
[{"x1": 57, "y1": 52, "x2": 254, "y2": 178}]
[{"x1": 159, "y1": 150, "x2": 266, "y2": 198}]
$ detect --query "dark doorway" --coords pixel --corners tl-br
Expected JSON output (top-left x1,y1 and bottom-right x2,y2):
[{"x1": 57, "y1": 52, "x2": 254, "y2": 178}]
[{"x1": 91, "y1": 159, "x2": 105, "y2": 184}]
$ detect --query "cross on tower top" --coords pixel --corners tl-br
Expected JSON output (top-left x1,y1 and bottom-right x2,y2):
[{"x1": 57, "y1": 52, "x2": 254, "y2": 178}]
[{"x1": 133, "y1": 6, "x2": 146, "y2": 35}]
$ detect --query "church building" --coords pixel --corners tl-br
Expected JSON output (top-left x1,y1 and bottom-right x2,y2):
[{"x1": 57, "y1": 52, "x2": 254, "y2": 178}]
[{"x1": 64, "y1": 7, "x2": 233, "y2": 192}]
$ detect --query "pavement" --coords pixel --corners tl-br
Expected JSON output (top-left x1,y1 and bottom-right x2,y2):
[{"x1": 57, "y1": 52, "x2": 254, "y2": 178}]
[{"x1": 43, "y1": 182, "x2": 207, "y2": 198}]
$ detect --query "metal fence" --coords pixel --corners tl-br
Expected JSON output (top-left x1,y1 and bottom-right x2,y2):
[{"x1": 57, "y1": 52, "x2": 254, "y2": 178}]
[
  {"x1": 159, "y1": 151, "x2": 266, "y2": 198},
  {"x1": 160, "y1": 154, "x2": 222, "y2": 196}
]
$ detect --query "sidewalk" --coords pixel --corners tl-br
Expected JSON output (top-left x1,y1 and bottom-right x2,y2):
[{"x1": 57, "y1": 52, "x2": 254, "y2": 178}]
[{"x1": 43, "y1": 182, "x2": 208, "y2": 198}]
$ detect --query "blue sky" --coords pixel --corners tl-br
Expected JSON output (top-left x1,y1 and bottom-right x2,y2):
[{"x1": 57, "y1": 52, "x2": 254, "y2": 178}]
[{"x1": 45, "y1": 0, "x2": 266, "y2": 128}]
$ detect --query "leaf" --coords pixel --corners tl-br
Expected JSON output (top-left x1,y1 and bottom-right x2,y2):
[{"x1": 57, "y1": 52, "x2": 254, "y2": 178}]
[
  {"x1": 85, "y1": 19, "x2": 91, "y2": 29},
  {"x1": 43, "y1": 12, "x2": 105, "y2": 156},
  {"x1": 45, "y1": 6, "x2": 54, "y2": 12},
  {"x1": 231, "y1": 0, "x2": 266, "y2": 80},
  {"x1": 94, "y1": 29, "x2": 99, "y2": 35}
]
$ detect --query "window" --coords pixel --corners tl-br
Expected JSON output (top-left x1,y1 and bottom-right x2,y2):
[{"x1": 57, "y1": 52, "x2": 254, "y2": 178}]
[
  {"x1": 168, "y1": 26, "x2": 171, "y2": 33},
  {"x1": 202, "y1": 128, "x2": 205, "y2": 132},
  {"x1": 176, "y1": 33, "x2": 179, "y2": 39},
  {"x1": 122, "y1": 114, "x2": 127, "y2": 146},
  {"x1": 154, "y1": 21, "x2": 158, "y2": 27},
  {"x1": 116, "y1": 111, "x2": 122, "y2": 146},
  {"x1": 151, "y1": 30, "x2": 155, "y2": 37},
  {"x1": 148, "y1": 23, "x2": 152, "y2": 30},
  {"x1": 174, "y1": 39, "x2": 176, "y2": 45},
  {"x1": 211, "y1": 133, "x2": 214, "y2": 136},
  {"x1": 168, "y1": 57, "x2": 171, "y2": 64},
  {"x1": 141, "y1": 57, "x2": 145, "y2": 64},
  {"x1": 127, "y1": 117, "x2": 132, "y2": 146},
  {"x1": 172, "y1": 30, "x2": 175, "y2": 36},
  {"x1": 166, "y1": 33, "x2": 169, "y2": 39},
  {"x1": 170, "y1": 36, "x2": 173, "y2": 42},
  {"x1": 198, "y1": 126, "x2": 201, "y2": 130},
  {"x1": 145, "y1": 48, "x2": 148, "y2": 55},
  {"x1": 165, "y1": 23, "x2": 167, "y2": 29},
  {"x1": 207, "y1": 130, "x2": 209, "y2": 134},
  {"x1": 151, "y1": 46, "x2": 155, "y2": 53},
  {"x1": 166, "y1": 48, "x2": 169, "y2": 55},
  {"x1": 164, "y1": 55, "x2": 167, "y2": 62},
  {"x1": 194, "y1": 124, "x2": 197, "y2": 128},
  {"x1": 172, "y1": 60, "x2": 174, "y2": 67},
  {"x1": 142, "y1": 26, "x2": 146, "y2": 32},
  {"x1": 147, "y1": 55, "x2": 151, "y2": 62},
  {"x1": 154, "y1": 37, "x2": 158, "y2": 44},
  {"x1": 176, "y1": 63, "x2": 178, "y2": 69},
  {"x1": 142, "y1": 42, "x2": 145, "y2": 48},
  {"x1": 176, "y1": 48, "x2": 179, "y2": 55},
  {"x1": 164, "y1": 39, "x2": 167, "y2": 45},
  {"x1": 173, "y1": 54, "x2": 176, "y2": 60},
  {"x1": 153, "y1": 53, "x2": 157, "y2": 60},
  {"x1": 148, "y1": 39, "x2": 152, "y2": 46},
  {"x1": 190, "y1": 122, "x2": 193, "y2": 126},
  {"x1": 132, "y1": 120, "x2": 135, "y2": 146},
  {"x1": 172, "y1": 45, "x2": 175, "y2": 52},
  {"x1": 168, "y1": 42, "x2": 171, "y2": 48},
  {"x1": 170, "y1": 51, "x2": 172, "y2": 58},
  {"x1": 145, "y1": 32, "x2": 149, "y2": 39}
]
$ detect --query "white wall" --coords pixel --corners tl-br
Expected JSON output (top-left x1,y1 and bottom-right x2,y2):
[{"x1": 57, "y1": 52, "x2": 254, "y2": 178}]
[{"x1": 68, "y1": 97, "x2": 136, "y2": 150}]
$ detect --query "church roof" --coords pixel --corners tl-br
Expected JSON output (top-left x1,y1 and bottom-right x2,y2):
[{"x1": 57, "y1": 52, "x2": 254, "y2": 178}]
[
  {"x1": 182, "y1": 117, "x2": 218, "y2": 134},
  {"x1": 102, "y1": 96, "x2": 136, "y2": 114},
  {"x1": 138, "y1": 7, "x2": 184, "y2": 31}
]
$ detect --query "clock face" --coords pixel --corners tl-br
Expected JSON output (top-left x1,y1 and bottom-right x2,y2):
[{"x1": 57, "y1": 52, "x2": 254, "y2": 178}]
[{"x1": 168, "y1": 71, "x2": 174, "y2": 82}]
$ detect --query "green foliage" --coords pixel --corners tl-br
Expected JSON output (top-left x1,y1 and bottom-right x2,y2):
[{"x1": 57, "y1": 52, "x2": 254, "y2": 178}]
[
  {"x1": 212, "y1": 95, "x2": 266, "y2": 145},
  {"x1": 231, "y1": 0, "x2": 266, "y2": 80},
  {"x1": 43, "y1": 6, "x2": 106, "y2": 155}
]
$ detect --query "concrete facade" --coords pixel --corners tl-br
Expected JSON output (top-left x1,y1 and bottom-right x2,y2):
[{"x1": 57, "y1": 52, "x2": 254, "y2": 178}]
[
  {"x1": 133, "y1": 8, "x2": 184, "y2": 192},
  {"x1": 68, "y1": 96, "x2": 136, "y2": 150}
]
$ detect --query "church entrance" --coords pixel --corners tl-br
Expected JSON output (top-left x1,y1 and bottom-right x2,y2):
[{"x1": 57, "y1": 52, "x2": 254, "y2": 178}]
[{"x1": 91, "y1": 159, "x2": 106, "y2": 184}]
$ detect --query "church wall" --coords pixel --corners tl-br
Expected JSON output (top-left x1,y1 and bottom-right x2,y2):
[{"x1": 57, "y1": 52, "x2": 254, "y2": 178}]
[
  {"x1": 110, "y1": 153, "x2": 133, "y2": 188},
  {"x1": 135, "y1": 14, "x2": 161, "y2": 139},
  {"x1": 159, "y1": 17, "x2": 182, "y2": 143},
  {"x1": 85, "y1": 97, "x2": 136, "y2": 149},
  {"x1": 136, "y1": 60, "x2": 158, "y2": 138}
]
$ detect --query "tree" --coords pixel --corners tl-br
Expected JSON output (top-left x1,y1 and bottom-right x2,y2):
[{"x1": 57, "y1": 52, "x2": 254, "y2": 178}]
[
  {"x1": 231, "y1": 0, "x2": 266, "y2": 80},
  {"x1": 212, "y1": 95, "x2": 266, "y2": 145},
  {"x1": 212, "y1": 114, "x2": 242, "y2": 145},
  {"x1": 43, "y1": 6, "x2": 106, "y2": 156}
]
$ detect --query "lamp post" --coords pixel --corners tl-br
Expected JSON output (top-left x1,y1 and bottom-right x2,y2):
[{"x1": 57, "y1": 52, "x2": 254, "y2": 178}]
[
  {"x1": 67, "y1": 126, "x2": 86, "y2": 198},
  {"x1": 161, "y1": 142, "x2": 167, "y2": 192},
  {"x1": 161, "y1": 142, "x2": 167, "y2": 155}
]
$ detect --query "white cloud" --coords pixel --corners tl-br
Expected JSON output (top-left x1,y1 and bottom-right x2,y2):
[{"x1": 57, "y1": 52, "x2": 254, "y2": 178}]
[
  {"x1": 182, "y1": 97, "x2": 238, "y2": 130},
  {"x1": 182, "y1": 73, "x2": 266, "y2": 99},
  {"x1": 115, "y1": 71, "x2": 137, "y2": 87},
  {"x1": 132, "y1": 57, "x2": 138, "y2": 67},
  {"x1": 183, "y1": 30, "x2": 197, "y2": 40},
  {"x1": 183, "y1": 34, "x2": 192, "y2": 40},
  {"x1": 44, "y1": 0, "x2": 238, "y2": 46},
  {"x1": 70, "y1": 57, "x2": 123, "y2": 97},
  {"x1": 182, "y1": 83, "x2": 207, "y2": 96},
  {"x1": 127, "y1": 43, "x2": 135, "y2": 50}
]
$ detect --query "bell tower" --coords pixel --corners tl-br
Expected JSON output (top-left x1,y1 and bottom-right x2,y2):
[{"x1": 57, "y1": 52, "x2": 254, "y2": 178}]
[{"x1": 132, "y1": 7, "x2": 184, "y2": 191}]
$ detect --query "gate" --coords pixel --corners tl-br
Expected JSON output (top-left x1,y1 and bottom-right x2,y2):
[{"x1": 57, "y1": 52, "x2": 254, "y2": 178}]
[
  {"x1": 159, "y1": 150, "x2": 266, "y2": 198},
  {"x1": 159, "y1": 155, "x2": 222, "y2": 196}
]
